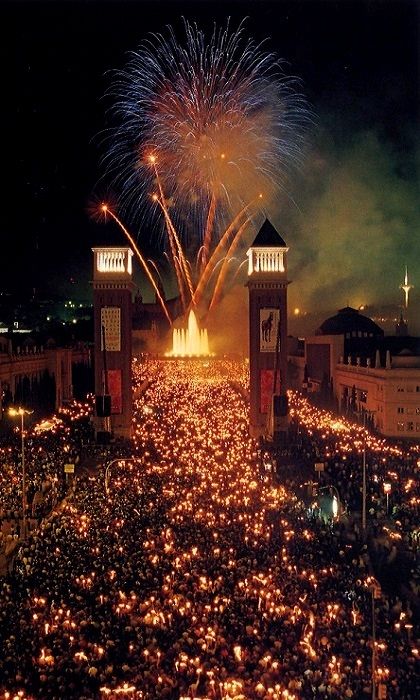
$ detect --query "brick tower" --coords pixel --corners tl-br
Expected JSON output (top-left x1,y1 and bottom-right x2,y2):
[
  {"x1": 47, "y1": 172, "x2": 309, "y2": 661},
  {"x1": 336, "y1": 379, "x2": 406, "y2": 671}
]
[
  {"x1": 246, "y1": 220, "x2": 289, "y2": 443},
  {"x1": 92, "y1": 247, "x2": 135, "y2": 440}
]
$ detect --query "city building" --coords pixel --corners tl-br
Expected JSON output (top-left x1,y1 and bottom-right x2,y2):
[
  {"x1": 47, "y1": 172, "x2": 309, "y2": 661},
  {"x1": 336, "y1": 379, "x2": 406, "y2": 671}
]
[
  {"x1": 132, "y1": 292, "x2": 181, "y2": 356},
  {"x1": 289, "y1": 306, "x2": 420, "y2": 440},
  {"x1": 247, "y1": 219, "x2": 289, "y2": 442},
  {"x1": 92, "y1": 247, "x2": 135, "y2": 440},
  {"x1": 0, "y1": 337, "x2": 90, "y2": 417}
]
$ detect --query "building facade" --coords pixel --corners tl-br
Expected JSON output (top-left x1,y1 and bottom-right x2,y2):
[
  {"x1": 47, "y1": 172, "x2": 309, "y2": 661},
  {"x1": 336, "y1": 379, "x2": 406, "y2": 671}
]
[
  {"x1": 92, "y1": 247, "x2": 135, "y2": 440},
  {"x1": 247, "y1": 220, "x2": 289, "y2": 442},
  {"x1": 289, "y1": 307, "x2": 420, "y2": 440},
  {"x1": 335, "y1": 354, "x2": 420, "y2": 439}
]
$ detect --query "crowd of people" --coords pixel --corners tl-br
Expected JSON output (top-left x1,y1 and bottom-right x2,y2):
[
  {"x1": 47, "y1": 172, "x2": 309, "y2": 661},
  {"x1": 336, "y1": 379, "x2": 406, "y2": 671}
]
[
  {"x1": 286, "y1": 395, "x2": 420, "y2": 605},
  {"x1": 0, "y1": 358, "x2": 418, "y2": 699},
  {"x1": 0, "y1": 403, "x2": 93, "y2": 563}
]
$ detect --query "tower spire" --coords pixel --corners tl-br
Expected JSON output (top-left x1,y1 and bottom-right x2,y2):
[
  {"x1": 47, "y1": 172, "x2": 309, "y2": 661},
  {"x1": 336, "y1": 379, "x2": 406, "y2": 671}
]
[{"x1": 400, "y1": 265, "x2": 414, "y2": 309}]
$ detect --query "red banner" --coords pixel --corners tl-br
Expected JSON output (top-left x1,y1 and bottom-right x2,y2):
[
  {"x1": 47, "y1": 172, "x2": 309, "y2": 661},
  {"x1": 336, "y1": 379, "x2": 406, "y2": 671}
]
[
  {"x1": 107, "y1": 369, "x2": 122, "y2": 414},
  {"x1": 260, "y1": 369, "x2": 280, "y2": 413}
]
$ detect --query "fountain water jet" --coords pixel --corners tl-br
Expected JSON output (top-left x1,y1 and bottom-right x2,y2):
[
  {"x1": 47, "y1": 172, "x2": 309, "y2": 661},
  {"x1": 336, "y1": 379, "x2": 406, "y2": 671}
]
[{"x1": 167, "y1": 309, "x2": 210, "y2": 357}]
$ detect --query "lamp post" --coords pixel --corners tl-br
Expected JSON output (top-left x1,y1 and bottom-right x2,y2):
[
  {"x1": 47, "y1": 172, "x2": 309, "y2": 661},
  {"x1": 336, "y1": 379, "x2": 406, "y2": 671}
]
[
  {"x1": 366, "y1": 576, "x2": 381, "y2": 700},
  {"x1": 361, "y1": 409, "x2": 376, "y2": 536},
  {"x1": 383, "y1": 482, "x2": 391, "y2": 515},
  {"x1": 362, "y1": 440, "x2": 367, "y2": 533},
  {"x1": 104, "y1": 458, "x2": 142, "y2": 495},
  {"x1": 330, "y1": 484, "x2": 341, "y2": 518},
  {"x1": 318, "y1": 484, "x2": 342, "y2": 519},
  {"x1": 9, "y1": 406, "x2": 33, "y2": 540}
]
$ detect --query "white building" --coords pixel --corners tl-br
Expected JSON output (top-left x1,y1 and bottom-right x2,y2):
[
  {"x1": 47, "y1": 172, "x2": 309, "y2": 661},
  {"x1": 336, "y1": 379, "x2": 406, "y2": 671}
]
[
  {"x1": 335, "y1": 351, "x2": 420, "y2": 438},
  {"x1": 289, "y1": 307, "x2": 420, "y2": 440}
]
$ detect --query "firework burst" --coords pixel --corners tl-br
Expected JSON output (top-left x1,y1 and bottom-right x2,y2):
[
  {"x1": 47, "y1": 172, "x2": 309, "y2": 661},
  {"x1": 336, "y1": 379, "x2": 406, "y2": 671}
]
[{"x1": 102, "y1": 19, "x2": 309, "y2": 311}]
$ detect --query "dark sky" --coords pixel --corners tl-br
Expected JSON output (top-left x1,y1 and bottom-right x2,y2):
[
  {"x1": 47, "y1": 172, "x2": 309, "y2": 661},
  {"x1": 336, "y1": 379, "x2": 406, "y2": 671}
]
[{"x1": 3, "y1": 0, "x2": 419, "y2": 331}]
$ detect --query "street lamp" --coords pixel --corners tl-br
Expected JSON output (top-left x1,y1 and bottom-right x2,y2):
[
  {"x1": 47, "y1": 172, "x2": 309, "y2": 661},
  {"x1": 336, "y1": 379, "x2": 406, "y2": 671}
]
[
  {"x1": 361, "y1": 409, "x2": 376, "y2": 536},
  {"x1": 362, "y1": 439, "x2": 367, "y2": 533},
  {"x1": 104, "y1": 458, "x2": 143, "y2": 495},
  {"x1": 318, "y1": 484, "x2": 342, "y2": 519},
  {"x1": 330, "y1": 485, "x2": 341, "y2": 518},
  {"x1": 9, "y1": 406, "x2": 33, "y2": 539},
  {"x1": 383, "y1": 482, "x2": 391, "y2": 515},
  {"x1": 365, "y1": 576, "x2": 381, "y2": 700}
]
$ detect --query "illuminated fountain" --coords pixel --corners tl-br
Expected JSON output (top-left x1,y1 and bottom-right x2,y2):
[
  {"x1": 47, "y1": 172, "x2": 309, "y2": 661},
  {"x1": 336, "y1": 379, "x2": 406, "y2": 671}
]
[{"x1": 168, "y1": 309, "x2": 210, "y2": 357}]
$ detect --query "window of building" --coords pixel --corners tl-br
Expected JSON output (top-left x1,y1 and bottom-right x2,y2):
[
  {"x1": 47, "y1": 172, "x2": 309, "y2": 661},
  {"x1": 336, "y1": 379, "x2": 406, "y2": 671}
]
[
  {"x1": 397, "y1": 422, "x2": 405, "y2": 431},
  {"x1": 397, "y1": 386, "x2": 404, "y2": 392},
  {"x1": 407, "y1": 422, "x2": 414, "y2": 431},
  {"x1": 397, "y1": 407, "x2": 404, "y2": 414},
  {"x1": 360, "y1": 391, "x2": 367, "y2": 403},
  {"x1": 416, "y1": 423, "x2": 420, "y2": 432},
  {"x1": 416, "y1": 408, "x2": 420, "y2": 415}
]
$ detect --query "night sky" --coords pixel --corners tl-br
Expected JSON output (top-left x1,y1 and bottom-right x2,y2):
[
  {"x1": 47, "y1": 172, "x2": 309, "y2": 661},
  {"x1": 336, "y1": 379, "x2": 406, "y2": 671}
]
[{"x1": 3, "y1": 0, "x2": 419, "y2": 336}]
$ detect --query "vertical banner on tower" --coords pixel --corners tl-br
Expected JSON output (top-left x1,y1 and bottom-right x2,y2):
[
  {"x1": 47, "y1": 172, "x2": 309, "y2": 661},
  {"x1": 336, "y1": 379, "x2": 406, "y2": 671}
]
[
  {"x1": 260, "y1": 369, "x2": 281, "y2": 413},
  {"x1": 259, "y1": 308, "x2": 280, "y2": 352},
  {"x1": 101, "y1": 307, "x2": 121, "y2": 351},
  {"x1": 106, "y1": 369, "x2": 122, "y2": 414}
]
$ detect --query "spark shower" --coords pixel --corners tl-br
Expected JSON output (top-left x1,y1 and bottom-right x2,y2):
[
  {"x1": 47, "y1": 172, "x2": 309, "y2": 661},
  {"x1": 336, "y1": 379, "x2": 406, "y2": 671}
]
[{"x1": 101, "y1": 19, "x2": 309, "y2": 321}]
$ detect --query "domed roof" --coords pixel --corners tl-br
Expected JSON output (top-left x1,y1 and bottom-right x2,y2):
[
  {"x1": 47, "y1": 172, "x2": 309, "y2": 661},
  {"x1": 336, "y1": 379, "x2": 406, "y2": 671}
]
[
  {"x1": 316, "y1": 307, "x2": 384, "y2": 336},
  {"x1": 397, "y1": 348, "x2": 414, "y2": 356}
]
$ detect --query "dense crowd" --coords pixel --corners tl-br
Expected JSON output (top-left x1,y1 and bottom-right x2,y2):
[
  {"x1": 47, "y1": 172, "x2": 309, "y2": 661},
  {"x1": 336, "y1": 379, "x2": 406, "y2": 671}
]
[
  {"x1": 287, "y1": 395, "x2": 420, "y2": 603},
  {"x1": 0, "y1": 403, "x2": 94, "y2": 545},
  {"x1": 0, "y1": 358, "x2": 418, "y2": 699}
]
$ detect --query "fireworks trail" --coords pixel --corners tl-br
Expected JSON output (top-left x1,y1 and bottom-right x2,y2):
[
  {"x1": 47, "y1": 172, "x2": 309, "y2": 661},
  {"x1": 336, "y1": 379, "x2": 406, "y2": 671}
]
[
  {"x1": 232, "y1": 258, "x2": 249, "y2": 284},
  {"x1": 201, "y1": 192, "x2": 217, "y2": 275},
  {"x1": 209, "y1": 217, "x2": 251, "y2": 311},
  {"x1": 152, "y1": 193, "x2": 190, "y2": 311},
  {"x1": 101, "y1": 205, "x2": 172, "y2": 325},
  {"x1": 191, "y1": 198, "x2": 259, "y2": 308},
  {"x1": 103, "y1": 18, "x2": 309, "y2": 312},
  {"x1": 146, "y1": 258, "x2": 166, "y2": 294},
  {"x1": 150, "y1": 155, "x2": 195, "y2": 306}
]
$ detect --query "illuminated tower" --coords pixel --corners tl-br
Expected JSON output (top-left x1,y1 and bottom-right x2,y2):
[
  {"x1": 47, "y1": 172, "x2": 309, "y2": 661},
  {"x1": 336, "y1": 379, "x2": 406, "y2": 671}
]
[
  {"x1": 400, "y1": 265, "x2": 413, "y2": 309},
  {"x1": 246, "y1": 219, "x2": 289, "y2": 443},
  {"x1": 92, "y1": 247, "x2": 135, "y2": 441}
]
